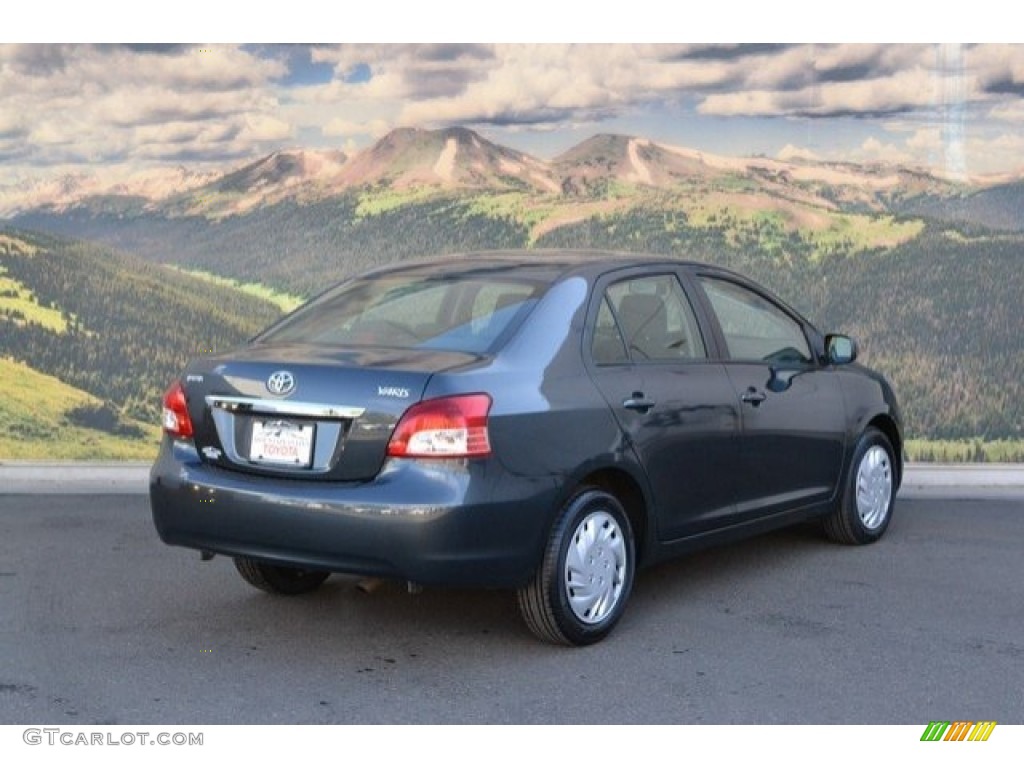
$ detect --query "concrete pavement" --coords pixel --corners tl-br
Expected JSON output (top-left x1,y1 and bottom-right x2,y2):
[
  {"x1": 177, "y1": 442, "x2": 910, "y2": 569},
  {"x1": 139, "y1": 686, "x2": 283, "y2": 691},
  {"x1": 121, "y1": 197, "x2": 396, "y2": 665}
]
[{"x1": 1, "y1": 494, "x2": 1021, "y2": 724}]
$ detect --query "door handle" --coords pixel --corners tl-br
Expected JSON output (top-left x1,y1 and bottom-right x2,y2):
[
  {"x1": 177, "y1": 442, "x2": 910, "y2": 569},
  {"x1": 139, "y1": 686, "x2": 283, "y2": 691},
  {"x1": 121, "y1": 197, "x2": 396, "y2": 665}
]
[
  {"x1": 623, "y1": 392, "x2": 656, "y2": 413},
  {"x1": 740, "y1": 387, "x2": 767, "y2": 406}
]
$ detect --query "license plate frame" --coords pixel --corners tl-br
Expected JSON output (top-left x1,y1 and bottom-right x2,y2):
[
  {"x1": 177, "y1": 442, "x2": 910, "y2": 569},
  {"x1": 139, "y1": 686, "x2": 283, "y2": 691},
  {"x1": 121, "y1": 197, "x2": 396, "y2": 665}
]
[{"x1": 249, "y1": 420, "x2": 315, "y2": 468}]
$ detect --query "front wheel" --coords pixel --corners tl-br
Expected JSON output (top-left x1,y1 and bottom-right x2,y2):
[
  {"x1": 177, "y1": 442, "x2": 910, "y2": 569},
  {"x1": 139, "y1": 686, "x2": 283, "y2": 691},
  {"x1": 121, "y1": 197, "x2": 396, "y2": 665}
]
[
  {"x1": 233, "y1": 557, "x2": 330, "y2": 595},
  {"x1": 824, "y1": 428, "x2": 896, "y2": 545},
  {"x1": 517, "y1": 489, "x2": 635, "y2": 646}
]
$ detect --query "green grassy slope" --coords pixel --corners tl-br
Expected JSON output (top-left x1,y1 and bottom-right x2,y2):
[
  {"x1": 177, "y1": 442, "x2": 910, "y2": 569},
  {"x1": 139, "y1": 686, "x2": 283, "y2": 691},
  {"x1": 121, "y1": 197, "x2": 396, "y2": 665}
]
[
  {"x1": 0, "y1": 228, "x2": 285, "y2": 459},
  {"x1": 0, "y1": 357, "x2": 159, "y2": 459}
]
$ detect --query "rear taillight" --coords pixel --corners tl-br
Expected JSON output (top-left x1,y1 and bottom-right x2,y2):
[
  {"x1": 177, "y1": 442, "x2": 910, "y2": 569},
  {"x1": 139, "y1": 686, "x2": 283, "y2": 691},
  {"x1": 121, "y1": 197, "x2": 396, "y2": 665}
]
[
  {"x1": 162, "y1": 380, "x2": 194, "y2": 439},
  {"x1": 386, "y1": 394, "x2": 492, "y2": 458}
]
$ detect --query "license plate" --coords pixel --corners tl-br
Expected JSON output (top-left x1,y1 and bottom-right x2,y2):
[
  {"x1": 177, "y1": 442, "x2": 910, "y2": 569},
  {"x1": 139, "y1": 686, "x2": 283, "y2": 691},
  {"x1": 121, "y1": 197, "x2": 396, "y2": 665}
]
[{"x1": 249, "y1": 420, "x2": 315, "y2": 467}]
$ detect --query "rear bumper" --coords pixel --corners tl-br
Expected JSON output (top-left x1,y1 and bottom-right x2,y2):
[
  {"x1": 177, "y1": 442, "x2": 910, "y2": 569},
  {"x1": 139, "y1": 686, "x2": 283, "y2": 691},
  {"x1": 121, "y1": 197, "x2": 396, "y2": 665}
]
[{"x1": 149, "y1": 439, "x2": 558, "y2": 588}]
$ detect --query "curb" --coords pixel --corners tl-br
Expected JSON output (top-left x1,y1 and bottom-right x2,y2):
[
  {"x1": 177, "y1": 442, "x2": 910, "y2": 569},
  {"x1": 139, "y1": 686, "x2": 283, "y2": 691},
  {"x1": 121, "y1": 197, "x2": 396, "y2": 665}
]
[
  {"x1": 0, "y1": 462, "x2": 151, "y2": 495},
  {"x1": 2, "y1": 461, "x2": 1024, "y2": 497},
  {"x1": 898, "y1": 463, "x2": 1024, "y2": 500}
]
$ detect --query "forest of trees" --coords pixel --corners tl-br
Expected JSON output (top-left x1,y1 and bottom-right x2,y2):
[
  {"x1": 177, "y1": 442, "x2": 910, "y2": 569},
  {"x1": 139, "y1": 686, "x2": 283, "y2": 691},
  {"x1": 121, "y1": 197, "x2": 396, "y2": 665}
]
[
  {"x1": 6, "y1": 194, "x2": 1023, "y2": 447},
  {"x1": 537, "y1": 210, "x2": 1024, "y2": 441},
  {"x1": 0, "y1": 229, "x2": 281, "y2": 423},
  {"x1": 16, "y1": 196, "x2": 530, "y2": 298}
]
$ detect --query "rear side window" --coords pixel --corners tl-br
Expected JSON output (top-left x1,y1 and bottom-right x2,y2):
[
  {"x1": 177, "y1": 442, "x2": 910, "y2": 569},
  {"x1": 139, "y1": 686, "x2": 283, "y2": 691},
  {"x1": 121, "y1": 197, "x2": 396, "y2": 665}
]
[
  {"x1": 592, "y1": 274, "x2": 707, "y2": 363},
  {"x1": 699, "y1": 277, "x2": 811, "y2": 363},
  {"x1": 258, "y1": 273, "x2": 546, "y2": 354}
]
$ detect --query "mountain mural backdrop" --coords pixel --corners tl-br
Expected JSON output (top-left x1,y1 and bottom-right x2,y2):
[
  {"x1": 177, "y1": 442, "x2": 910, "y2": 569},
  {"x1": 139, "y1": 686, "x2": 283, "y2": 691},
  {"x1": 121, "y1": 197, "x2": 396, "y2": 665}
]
[{"x1": 2, "y1": 127, "x2": 1022, "y2": 459}]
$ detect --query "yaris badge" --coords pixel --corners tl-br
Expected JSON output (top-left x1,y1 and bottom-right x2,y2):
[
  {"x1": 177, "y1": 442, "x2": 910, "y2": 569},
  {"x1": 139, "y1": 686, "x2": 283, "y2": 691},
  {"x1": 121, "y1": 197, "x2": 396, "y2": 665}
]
[{"x1": 266, "y1": 370, "x2": 296, "y2": 396}]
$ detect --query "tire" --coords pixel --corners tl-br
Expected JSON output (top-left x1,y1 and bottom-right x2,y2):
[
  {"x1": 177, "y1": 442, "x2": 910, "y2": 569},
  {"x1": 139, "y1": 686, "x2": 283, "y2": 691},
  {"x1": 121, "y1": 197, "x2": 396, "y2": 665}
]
[
  {"x1": 824, "y1": 427, "x2": 896, "y2": 545},
  {"x1": 517, "y1": 489, "x2": 635, "y2": 646},
  {"x1": 233, "y1": 557, "x2": 330, "y2": 595}
]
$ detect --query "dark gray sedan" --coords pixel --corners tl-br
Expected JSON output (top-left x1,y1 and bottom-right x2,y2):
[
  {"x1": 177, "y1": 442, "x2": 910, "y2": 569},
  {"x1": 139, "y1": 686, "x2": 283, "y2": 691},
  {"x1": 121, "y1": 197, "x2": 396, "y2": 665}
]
[{"x1": 151, "y1": 251, "x2": 902, "y2": 645}]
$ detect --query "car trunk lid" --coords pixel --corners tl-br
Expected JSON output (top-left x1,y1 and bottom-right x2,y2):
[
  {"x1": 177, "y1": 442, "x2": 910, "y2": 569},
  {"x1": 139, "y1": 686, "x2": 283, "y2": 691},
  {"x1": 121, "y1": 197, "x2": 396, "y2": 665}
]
[{"x1": 180, "y1": 342, "x2": 481, "y2": 481}]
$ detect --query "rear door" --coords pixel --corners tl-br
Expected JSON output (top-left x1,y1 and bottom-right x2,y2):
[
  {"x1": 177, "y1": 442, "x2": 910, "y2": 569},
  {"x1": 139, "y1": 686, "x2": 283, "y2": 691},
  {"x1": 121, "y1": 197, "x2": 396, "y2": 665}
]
[
  {"x1": 693, "y1": 274, "x2": 847, "y2": 518},
  {"x1": 585, "y1": 269, "x2": 741, "y2": 541}
]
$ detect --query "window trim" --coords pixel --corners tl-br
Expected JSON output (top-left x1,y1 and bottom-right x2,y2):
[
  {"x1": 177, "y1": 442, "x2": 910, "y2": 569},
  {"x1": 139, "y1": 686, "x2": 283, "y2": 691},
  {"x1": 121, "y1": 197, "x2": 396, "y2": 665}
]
[{"x1": 591, "y1": 294, "x2": 630, "y2": 366}]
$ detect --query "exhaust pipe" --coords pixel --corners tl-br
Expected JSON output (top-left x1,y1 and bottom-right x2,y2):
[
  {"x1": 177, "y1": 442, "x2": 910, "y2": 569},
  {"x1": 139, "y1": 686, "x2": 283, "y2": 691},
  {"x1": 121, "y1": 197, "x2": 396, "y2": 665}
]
[{"x1": 356, "y1": 577, "x2": 385, "y2": 594}]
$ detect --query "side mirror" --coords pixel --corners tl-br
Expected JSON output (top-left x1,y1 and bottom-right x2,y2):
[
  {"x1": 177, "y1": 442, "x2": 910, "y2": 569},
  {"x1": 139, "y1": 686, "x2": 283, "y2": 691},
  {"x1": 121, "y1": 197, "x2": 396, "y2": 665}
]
[{"x1": 826, "y1": 334, "x2": 857, "y2": 365}]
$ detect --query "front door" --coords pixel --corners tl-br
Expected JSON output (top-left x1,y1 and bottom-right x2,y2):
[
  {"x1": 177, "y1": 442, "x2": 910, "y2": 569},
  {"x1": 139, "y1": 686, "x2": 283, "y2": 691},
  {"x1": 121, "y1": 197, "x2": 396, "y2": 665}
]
[{"x1": 696, "y1": 276, "x2": 847, "y2": 519}]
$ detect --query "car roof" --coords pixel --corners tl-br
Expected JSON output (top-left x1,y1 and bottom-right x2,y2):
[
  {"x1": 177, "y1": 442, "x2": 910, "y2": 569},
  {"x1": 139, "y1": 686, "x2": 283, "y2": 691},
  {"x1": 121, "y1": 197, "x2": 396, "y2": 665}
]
[
  {"x1": 361, "y1": 249, "x2": 727, "y2": 283},
  {"x1": 360, "y1": 250, "x2": 819, "y2": 331}
]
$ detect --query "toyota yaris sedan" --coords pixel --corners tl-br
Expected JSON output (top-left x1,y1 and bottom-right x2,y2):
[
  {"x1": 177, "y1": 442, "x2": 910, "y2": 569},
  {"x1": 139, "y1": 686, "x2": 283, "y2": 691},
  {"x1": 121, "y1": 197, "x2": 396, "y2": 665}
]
[{"x1": 151, "y1": 251, "x2": 902, "y2": 645}]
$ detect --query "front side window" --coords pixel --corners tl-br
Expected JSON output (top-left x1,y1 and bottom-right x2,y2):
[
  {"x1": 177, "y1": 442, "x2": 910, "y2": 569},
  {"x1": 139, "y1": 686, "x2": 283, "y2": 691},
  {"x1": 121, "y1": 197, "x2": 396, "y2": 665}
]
[
  {"x1": 699, "y1": 277, "x2": 811, "y2": 364},
  {"x1": 592, "y1": 274, "x2": 707, "y2": 363}
]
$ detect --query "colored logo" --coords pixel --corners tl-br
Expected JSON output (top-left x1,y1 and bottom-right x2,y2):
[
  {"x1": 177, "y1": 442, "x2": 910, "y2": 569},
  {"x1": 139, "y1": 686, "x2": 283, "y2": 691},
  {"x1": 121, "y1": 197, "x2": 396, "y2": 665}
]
[{"x1": 920, "y1": 721, "x2": 997, "y2": 742}]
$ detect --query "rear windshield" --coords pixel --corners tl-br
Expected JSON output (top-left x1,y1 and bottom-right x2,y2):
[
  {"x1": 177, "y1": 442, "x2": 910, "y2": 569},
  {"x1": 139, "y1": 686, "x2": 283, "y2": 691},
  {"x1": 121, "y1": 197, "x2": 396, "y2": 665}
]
[{"x1": 256, "y1": 271, "x2": 547, "y2": 354}]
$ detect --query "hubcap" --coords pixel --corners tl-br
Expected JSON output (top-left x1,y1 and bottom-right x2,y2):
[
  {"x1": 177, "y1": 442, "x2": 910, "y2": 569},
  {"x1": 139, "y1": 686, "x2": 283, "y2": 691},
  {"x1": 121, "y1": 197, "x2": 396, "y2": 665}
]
[
  {"x1": 856, "y1": 445, "x2": 892, "y2": 530},
  {"x1": 564, "y1": 510, "x2": 627, "y2": 624}
]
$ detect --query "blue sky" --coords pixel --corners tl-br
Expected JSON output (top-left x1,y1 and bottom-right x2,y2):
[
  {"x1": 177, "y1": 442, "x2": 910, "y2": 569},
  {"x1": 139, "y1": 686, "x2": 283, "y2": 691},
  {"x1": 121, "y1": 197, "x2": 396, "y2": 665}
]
[{"x1": 2, "y1": 37, "x2": 1023, "y2": 182}]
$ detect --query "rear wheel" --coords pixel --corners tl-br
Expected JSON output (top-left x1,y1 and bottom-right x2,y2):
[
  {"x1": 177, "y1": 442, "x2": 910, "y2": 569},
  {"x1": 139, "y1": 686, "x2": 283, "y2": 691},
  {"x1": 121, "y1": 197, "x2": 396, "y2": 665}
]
[
  {"x1": 517, "y1": 489, "x2": 635, "y2": 646},
  {"x1": 824, "y1": 427, "x2": 896, "y2": 545},
  {"x1": 233, "y1": 557, "x2": 330, "y2": 595}
]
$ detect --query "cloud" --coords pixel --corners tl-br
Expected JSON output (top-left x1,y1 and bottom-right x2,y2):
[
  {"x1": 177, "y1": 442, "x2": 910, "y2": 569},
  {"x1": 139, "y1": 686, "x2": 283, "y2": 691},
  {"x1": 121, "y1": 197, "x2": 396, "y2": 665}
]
[
  {"x1": 692, "y1": 45, "x2": 1024, "y2": 122},
  {"x1": 666, "y1": 44, "x2": 797, "y2": 62},
  {"x1": 1, "y1": 44, "x2": 72, "y2": 76},
  {"x1": 322, "y1": 117, "x2": 391, "y2": 139},
  {"x1": 239, "y1": 114, "x2": 293, "y2": 143},
  {"x1": 326, "y1": 44, "x2": 991, "y2": 129},
  {"x1": 0, "y1": 44, "x2": 291, "y2": 168},
  {"x1": 842, "y1": 127, "x2": 1024, "y2": 177},
  {"x1": 905, "y1": 128, "x2": 944, "y2": 153},
  {"x1": 962, "y1": 43, "x2": 1024, "y2": 95},
  {"x1": 5, "y1": 43, "x2": 1024, "y2": 177},
  {"x1": 117, "y1": 44, "x2": 191, "y2": 55},
  {"x1": 959, "y1": 132, "x2": 1024, "y2": 176},
  {"x1": 988, "y1": 102, "x2": 1024, "y2": 122},
  {"x1": 394, "y1": 45, "x2": 712, "y2": 127},
  {"x1": 311, "y1": 44, "x2": 497, "y2": 101},
  {"x1": 0, "y1": 109, "x2": 27, "y2": 140},
  {"x1": 777, "y1": 144, "x2": 820, "y2": 162},
  {"x1": 856, "y1": 136, "x2": 915, "y2": 165},
  {"x1": 699, "y1": 66, "x2": 946, "y2": 118}
]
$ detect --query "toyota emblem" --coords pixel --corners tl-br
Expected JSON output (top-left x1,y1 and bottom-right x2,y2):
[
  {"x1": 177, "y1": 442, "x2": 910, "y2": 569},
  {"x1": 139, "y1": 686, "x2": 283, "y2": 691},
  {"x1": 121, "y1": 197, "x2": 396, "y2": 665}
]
[{"x1": 266, "y1": 370, "x2": 296, "y2": 396}]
